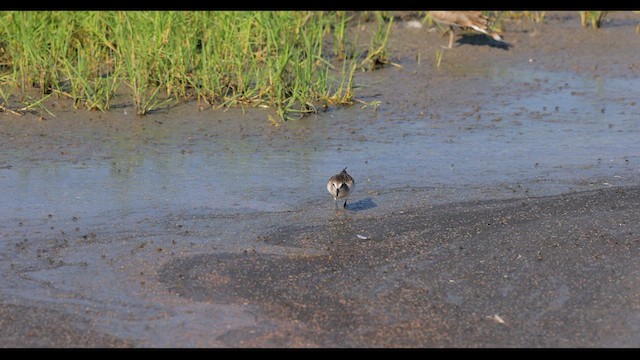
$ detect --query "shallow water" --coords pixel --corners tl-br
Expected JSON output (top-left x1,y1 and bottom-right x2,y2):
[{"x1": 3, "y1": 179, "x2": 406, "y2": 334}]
[{"x1": 2, "y1": 67, "x2": 639, "y2": 228}]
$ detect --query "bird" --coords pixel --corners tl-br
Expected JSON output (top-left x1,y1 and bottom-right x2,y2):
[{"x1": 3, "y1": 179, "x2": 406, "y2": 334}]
[
  {"x1": 327, "y1": 167, "x2": 355, "y2": 209},
  {"x1": 429, "y1": 11, "x2": 503, "y2": 49}
]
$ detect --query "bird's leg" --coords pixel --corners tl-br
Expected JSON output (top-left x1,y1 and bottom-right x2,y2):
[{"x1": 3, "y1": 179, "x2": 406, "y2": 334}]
[
  {"x1": 448, "y1": 26, "x2": 455, "y2": 49},
  {"x1": 439, "y1": 26, "x2": 455, "y2": 49},
  {"x1": 343, "y1": 199, "x2": 348, "y2": 208}
]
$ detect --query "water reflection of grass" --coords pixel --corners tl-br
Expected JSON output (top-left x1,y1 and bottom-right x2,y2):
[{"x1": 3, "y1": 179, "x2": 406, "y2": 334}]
[{"x1": 0, "y1": 11, "x2": 392, "y2": 121}]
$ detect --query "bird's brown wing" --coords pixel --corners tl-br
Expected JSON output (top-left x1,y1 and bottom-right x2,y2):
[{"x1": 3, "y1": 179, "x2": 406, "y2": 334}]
[{"x1": 430, "y1": 11, "x2": 502, "y2": 41}]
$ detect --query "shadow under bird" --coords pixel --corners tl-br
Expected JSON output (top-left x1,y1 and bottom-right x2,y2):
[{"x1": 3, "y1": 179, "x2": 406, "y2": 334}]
[
  {"x1": 429, "y1": 11, "x2": 504, "y2": 48},
  {"x1": 327, "y1": 167, "x2": 355, "y2": 209}
]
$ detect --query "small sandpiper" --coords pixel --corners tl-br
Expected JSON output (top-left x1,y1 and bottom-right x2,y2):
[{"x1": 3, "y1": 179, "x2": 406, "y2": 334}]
[
  {"x1": 327, "y1": 167, "x2": 355, "y2": 209},
  {"x1": 429, "y1": 11, "x2": 504, "y2": 49}
]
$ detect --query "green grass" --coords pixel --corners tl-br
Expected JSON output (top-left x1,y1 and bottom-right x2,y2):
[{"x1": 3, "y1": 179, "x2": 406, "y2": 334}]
[
  {"x1": 500, "y1": 11, "x2": 611, "y2": 29},
  {"x1": 579, "y1": 11, "x2": 608, "y2": 28},
  {"x1": 434, "y1": 49, "x2": 444, "y2": 68},
  {"x1": 0, "y1": 11, "x2": 393, "y2": 120},
  {"x1": 501, "y1": 11, "x2": 546, "y2": 23}
]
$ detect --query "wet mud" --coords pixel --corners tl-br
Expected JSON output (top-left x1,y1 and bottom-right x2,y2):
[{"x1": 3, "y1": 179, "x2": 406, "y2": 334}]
[
  {"x1": 1, "y1": 11, "x2": 640, "y2": 347},
  {"x1": 160, "y1": 186, "x2": 640, "y2": 347}
]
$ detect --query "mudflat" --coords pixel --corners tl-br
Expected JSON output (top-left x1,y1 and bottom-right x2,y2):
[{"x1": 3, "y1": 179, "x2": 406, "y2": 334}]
[{"x1": 1, "y1": 11, "x2": 639, "y2": 347}]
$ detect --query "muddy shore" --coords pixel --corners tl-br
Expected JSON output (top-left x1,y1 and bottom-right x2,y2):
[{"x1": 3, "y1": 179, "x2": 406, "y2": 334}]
[{"x1": 1, "y1": 11, "x2": 640, "y2": 347}]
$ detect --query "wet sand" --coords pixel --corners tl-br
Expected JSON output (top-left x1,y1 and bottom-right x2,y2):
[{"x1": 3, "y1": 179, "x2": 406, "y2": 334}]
[
  {"x1": 1, "y1": 11, "x2": 640, "y2": 347},
  {"x1": 161, "y1": 185, "x2": 640, "y2": 347}
]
